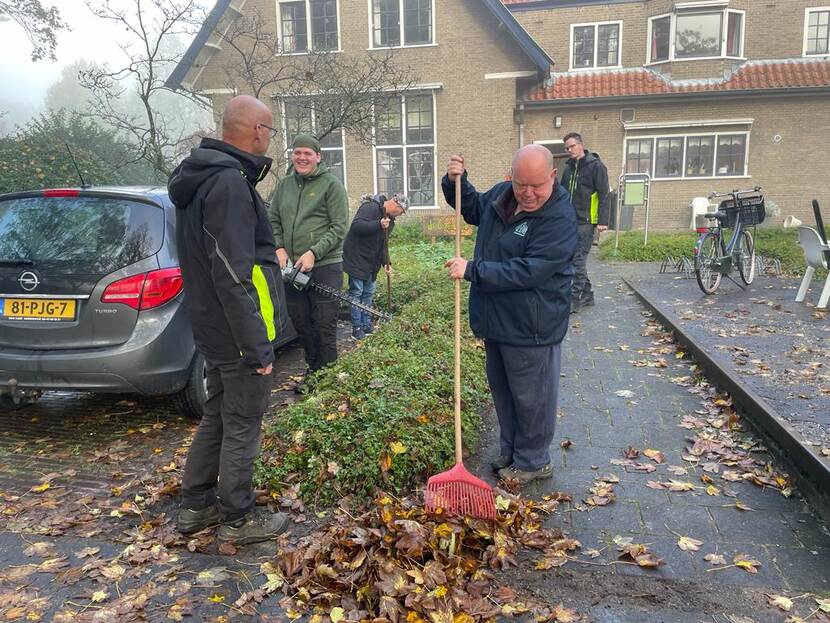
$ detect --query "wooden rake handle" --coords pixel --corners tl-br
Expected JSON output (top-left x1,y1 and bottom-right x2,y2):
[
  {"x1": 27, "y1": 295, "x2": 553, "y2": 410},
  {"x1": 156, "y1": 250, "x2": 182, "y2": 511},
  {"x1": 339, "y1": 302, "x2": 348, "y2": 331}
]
[{"x1": 454, "y1": 176, "x2": 463, "y2": 464}]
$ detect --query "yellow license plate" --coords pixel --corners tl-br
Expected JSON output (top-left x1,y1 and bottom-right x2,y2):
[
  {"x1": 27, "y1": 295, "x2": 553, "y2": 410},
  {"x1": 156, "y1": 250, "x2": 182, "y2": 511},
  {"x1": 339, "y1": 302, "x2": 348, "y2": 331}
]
[{"x1": 3, "y1": 298, "x2": 76, "y2": 322}]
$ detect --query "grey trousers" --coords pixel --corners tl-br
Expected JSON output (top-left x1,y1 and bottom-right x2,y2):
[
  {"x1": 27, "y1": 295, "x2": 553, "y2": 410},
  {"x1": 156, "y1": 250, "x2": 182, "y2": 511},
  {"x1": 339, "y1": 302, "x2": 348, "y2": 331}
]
[
  {"x1": 181, "y1": 359, "x2": 271, "y2": 521},
  {"x1": 485, "y1": 340, "x2": 562, "y2": 471},
  {"x1": 572, "y1": 222, "x2": 596, "y2": 299}
]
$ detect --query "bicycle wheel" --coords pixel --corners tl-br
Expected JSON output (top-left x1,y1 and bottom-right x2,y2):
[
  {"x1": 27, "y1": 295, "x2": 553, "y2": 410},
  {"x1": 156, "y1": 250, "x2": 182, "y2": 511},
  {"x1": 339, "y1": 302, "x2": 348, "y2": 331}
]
[
  {"x1": 737, "y1": 229, "x2": 756, "y2": 285},
  {"x1": 695, "y1": 232, "x2": 723, "y2": 294}
]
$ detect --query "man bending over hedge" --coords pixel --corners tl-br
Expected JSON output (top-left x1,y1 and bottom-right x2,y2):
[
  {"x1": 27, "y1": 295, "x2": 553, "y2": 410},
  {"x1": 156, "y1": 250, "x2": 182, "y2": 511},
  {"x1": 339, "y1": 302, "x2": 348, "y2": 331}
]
[{"x1": 443, "y1": 145, "x2": 577, "y2": 484}]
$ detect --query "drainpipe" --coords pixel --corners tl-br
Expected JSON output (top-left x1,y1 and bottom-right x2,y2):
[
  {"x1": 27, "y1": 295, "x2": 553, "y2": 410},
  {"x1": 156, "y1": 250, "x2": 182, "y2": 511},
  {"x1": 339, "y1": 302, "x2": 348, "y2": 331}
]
[{"x1": 517, "y1": 102, "x2": 525, "y2": 148}]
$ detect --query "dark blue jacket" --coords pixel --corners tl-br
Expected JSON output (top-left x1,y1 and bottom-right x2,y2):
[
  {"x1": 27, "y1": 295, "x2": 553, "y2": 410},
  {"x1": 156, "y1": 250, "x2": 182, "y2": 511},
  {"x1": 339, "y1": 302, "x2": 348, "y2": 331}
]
[{"x1": 441, "y1": 174, "x2": 577, "y2": 346}]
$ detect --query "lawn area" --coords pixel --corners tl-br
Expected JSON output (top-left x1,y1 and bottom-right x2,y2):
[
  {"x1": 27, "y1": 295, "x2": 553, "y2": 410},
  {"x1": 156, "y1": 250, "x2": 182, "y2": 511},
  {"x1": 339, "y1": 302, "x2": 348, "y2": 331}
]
[
  {"x1": 257, "y1": 226, "x2": 492, "y2": 507},
  {"x1": 598, "y1": 227, "x2": 828, "y2": 276}
]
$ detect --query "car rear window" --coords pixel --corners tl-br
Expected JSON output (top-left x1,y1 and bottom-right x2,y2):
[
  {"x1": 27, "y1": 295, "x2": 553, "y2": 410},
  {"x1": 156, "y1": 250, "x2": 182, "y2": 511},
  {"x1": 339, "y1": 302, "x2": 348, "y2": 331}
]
[{"x1": 0, "y1": 195, "x2": 164, "y2": 274}]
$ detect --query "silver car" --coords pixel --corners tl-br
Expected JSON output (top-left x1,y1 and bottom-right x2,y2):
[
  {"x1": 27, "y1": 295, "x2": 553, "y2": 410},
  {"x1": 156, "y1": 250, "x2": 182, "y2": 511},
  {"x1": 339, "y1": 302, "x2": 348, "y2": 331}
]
[{"x1": 0, "y1": 187, "x2": 294, "y2": 417}]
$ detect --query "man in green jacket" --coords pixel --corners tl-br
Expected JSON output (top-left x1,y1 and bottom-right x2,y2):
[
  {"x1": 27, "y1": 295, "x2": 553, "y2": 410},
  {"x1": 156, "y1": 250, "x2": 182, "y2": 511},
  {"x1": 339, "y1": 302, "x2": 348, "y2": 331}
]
[{"x1": 268, "y1": 134, "x2": 349, "y2": 381}]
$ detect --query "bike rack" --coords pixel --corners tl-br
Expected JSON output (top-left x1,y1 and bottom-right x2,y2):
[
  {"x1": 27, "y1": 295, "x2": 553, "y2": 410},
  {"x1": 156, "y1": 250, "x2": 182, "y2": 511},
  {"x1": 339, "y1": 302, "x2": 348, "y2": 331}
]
[{"x1": 660, "y1": 253, "x2": 782, "y2": 279}]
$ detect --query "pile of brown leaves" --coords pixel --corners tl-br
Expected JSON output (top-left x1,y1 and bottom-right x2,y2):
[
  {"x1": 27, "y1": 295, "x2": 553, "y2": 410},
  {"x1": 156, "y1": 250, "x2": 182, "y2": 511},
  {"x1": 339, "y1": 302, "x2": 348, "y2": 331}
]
[{"x1": 249, "y1": 490, "x2": 582, "y2": 622}]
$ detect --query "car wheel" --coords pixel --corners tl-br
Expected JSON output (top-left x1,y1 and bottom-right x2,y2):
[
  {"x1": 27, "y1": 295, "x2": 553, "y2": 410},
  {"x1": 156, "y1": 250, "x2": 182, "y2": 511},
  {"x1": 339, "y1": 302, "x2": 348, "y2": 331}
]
[
  {"x1": 172, "y1": 352, "x2": 208, "y2": 419},
  {"x1": 0, "y1": 394, "x2": 37, "y2": 412}
]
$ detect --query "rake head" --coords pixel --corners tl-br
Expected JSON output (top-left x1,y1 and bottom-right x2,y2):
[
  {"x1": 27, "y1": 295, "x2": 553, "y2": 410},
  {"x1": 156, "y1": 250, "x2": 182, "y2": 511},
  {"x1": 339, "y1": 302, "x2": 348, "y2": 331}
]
[{"x1": 425, "y1": 462, "x2": 496, "y2": 520}]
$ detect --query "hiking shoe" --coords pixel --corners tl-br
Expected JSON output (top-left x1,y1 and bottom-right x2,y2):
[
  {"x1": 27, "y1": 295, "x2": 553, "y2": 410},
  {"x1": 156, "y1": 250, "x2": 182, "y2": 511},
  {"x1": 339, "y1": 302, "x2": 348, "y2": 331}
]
[
  {"x1": 498, "y1": 463, "x2": 553, "y2": 484},
  {"x1": 177, "y1": 505, "x2": 220, "y2": 534},
  {"x1": 490, "y1": 455, "x2": 512, "y2": 472},
  {"x1": 363, "y1": 323, "x2": 374, "y2": 335},
  {"x1": 579, "y1": 292, "x2": 595, "y2": 307},
  {"x1": 217, "y1": 509, "x2": 290, "y2": 546},
  {"x1": 352, "y1": 327, "x2": 365, "y2": 340}
]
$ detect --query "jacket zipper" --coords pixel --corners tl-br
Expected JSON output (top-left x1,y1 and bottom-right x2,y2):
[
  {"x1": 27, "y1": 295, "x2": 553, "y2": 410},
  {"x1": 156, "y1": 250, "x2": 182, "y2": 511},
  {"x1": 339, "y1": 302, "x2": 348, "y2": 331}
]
[{"x1": 291, "y1": 177, "x2": 304, "y2": 259}]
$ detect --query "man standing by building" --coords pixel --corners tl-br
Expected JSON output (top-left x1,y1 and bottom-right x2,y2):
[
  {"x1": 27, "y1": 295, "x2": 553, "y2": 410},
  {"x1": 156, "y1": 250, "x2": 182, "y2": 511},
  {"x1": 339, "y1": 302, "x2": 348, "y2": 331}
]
[
  {"x1": 560, "y1": 132, "x2": 611, "y2": 311},
  {"x1": 268, "y1": 134, "x2": 349, "y2": 384},
  {"x1": 443, "y1": 145, "x2": 577, "y2": 484},
  {"x1": 342, "y1": 192, "x2": 408, "y2": 340},
  {"x1": 168, "y1": 95, "x2": 290, "y2": 545}
]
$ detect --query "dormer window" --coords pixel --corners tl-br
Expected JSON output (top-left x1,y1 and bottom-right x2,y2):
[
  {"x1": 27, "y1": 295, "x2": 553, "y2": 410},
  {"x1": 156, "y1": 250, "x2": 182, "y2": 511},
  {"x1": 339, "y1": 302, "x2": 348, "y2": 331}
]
[
  {"x1": 804, "y1": 8, "x2": 830, "y2": 56},
  {"x1": 570, "y1": 21, "x2": 622, "y2": 70},
  {"x1": 648, "y1": 5, "x2": 744, "y2": 63}
]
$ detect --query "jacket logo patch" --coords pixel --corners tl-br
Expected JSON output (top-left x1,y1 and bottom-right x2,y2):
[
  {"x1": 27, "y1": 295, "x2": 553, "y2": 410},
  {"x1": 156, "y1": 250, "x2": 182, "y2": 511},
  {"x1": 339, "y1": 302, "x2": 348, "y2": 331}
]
[
  {"x1": 513, "y1": 222, "x2": 529, "y2": 237},
  {"x1": 307, "y1": 192, "x2": 316, "y2": 197}
]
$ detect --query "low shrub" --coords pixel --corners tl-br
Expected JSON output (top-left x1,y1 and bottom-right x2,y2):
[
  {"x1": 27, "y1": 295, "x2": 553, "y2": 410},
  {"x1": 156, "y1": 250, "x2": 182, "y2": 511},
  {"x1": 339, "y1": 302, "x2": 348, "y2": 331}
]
[
  {"x1": 258, "y1": 238, "x2": 490, "y2": 507},
  {"x1": 598, "y1": 228, "x2": 828, "y2": 276}
]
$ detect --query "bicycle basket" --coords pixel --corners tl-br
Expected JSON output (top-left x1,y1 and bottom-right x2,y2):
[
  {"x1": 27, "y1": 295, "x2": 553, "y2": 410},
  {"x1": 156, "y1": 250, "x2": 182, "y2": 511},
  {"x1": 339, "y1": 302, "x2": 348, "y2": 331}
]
[{"x1": 719, "y1": 193, "x2": 765, "y2": 227}]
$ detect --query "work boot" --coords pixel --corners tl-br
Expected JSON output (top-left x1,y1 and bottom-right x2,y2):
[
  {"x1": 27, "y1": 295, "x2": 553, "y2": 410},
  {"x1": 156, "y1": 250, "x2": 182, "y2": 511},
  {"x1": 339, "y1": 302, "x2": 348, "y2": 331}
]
[
  {"x1": 217, "y1": 509, "x2": 290, "y2": 546},
  {"x1": 578, "y1": 291, "x2": 595, "y2": 308},
  {"x1": 352, "y1": 327, "x2": 365, "y2": 340},
  {"x1": 498, "y1": 463, "x2": 553, "y2": 484},
  {"x1": 490, "y1": 455, "x2": 512, "y2": 472},
  {"x1": 177, "y1": 505, "x2": 220, "y2": 534},
  {"x1": 363, "y1": 323, "x2": 374, "y2": 335}
]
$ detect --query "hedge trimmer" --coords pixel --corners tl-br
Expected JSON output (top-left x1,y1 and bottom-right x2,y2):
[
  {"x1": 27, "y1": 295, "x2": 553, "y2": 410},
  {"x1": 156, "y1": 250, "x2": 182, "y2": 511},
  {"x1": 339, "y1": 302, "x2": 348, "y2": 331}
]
[{"x1": 281, "y1": 265, "x2": 392, "y2": 321}]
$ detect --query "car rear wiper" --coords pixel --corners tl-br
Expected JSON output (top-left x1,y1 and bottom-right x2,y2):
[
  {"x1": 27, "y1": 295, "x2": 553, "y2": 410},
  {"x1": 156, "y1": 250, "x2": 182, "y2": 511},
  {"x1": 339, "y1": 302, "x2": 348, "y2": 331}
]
[{"x1": 0, "y1": 259, "x2": 35, "y2": 267}]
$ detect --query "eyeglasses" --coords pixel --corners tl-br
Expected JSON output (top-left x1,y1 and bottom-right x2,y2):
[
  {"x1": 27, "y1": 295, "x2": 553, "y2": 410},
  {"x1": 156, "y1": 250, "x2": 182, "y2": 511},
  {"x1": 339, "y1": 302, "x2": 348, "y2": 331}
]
[
  {"x1": 564, "y1": 142, "x2": 580, "y2": 150},
  {"x1": 257, "y1": 123, "x2": 279, "y2": 139}
]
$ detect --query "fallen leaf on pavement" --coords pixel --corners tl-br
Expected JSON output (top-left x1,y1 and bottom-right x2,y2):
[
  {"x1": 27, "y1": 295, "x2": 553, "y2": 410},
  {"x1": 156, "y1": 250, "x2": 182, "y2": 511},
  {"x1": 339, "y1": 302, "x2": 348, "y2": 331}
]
[
  {"x1": 766, "y1": 594, "x2": 793, "y2": 612},
  {"x1": 704, "y1": 553, "x2": 726, "y2": 565},
  {"x1": 677, "y1": 536, "x2": 704, "y2": 552}
]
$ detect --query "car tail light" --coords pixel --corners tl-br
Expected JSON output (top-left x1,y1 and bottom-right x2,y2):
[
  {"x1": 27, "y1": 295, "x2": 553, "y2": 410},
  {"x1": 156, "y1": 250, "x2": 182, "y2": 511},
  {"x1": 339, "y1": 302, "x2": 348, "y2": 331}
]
[
  {"x1": 141, "y1": 268, "x2": 183, "y2": 310},
  {"x1": 42, "y1": 189, "x2": 80, "y2": 197},
  {"x1": 101, "y1": 268, "x2": 183, "y2": 311}
]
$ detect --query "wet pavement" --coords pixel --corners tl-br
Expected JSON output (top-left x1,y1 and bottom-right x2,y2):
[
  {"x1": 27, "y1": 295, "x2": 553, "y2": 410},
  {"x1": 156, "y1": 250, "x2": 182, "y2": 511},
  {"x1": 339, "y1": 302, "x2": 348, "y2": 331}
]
[{"x1": 1, "y1": 267, "x2": 829, "y2": 622}]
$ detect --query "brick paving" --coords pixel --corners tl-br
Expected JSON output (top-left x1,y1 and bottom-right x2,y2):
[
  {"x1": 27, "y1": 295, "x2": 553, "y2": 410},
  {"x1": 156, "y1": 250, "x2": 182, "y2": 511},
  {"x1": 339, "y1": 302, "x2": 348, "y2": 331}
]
[{"x1": 469, "y1": 259, "x2": 830, "y2": 621}]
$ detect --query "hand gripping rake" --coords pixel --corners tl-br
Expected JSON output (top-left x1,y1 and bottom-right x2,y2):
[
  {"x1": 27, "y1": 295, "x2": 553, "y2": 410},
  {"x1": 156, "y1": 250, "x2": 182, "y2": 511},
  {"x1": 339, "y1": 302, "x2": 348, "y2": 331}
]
[{"x1": 424, "y1": 173, "x2": 496, "y2": 521}]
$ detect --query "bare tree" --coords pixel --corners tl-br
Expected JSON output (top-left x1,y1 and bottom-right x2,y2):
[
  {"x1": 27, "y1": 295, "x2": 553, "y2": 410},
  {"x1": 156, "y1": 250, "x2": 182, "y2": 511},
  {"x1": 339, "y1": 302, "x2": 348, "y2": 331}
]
[
  {"x1": 212, "y1": 8, "x2": 418, "y2": 146},
  {"x1": 0, "y1": 0, "x2": 65, "y2": 61},
  {"x1": 79, "y1": 0, "x2": 210, "y2": 178}
]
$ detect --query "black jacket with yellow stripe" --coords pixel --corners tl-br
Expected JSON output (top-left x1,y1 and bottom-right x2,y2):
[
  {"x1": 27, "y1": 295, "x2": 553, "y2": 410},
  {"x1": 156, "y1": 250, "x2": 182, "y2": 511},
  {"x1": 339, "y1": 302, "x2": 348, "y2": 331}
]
[
  {"x1": 168, "y1": 138, "x2": 289, "y2": 369},
  {"x1": 561, "y1": 150, "x2": 611, "y2": 226}
]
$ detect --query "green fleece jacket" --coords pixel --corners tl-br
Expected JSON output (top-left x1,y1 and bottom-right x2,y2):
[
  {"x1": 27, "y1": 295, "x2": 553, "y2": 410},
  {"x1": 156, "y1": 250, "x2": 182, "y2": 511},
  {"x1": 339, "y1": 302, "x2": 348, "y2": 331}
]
[{"x1": 268, "y1": 163, "x2": 349, "y2": 267}]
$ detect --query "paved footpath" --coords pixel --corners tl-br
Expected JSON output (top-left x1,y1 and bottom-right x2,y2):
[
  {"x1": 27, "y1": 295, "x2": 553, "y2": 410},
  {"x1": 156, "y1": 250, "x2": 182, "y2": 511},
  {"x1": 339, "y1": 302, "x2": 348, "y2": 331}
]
[{"x1": 468, "y1": 259, "x2": 830, "y2": 622}]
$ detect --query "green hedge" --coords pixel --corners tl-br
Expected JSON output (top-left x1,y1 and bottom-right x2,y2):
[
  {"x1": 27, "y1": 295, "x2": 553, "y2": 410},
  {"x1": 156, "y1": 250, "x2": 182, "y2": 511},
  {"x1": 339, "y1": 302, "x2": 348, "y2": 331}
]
[
  {"x1": 598, "y1": 228, "x2": 828, "y2": 275},
  {"x1": 257, "y1": 238, "x2": 491, "y2": 507}
]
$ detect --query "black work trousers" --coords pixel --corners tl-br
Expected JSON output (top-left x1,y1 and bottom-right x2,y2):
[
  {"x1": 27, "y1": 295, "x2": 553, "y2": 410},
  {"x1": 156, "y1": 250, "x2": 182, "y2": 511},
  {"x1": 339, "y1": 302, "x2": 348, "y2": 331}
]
[
  {"x1": 181, "y1": 358, "x2": 271, "y2": 522},
  {"x1": 572, "y1": 222, "x2": 596, "y2": 300},
  {"x1": 286, "y1": 262, "x2": 342, "y2": 372}
]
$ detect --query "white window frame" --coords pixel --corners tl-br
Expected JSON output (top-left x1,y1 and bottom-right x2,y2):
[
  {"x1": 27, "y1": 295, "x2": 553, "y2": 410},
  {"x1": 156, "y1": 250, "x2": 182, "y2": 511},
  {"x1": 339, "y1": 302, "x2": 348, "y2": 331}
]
[
  {"x1": 623, "y1": 130, "x2": 751, "y2": 181},
  {"x1": 281, "y1": 99, "x2": 348, "y2": 188},
  {"x1": 371, "y1": 91, "x2": 438, "y2": 208},
  {"x1": 803, "y1": 6, "x2": 830, "y2": 57},
  {"x1": 276, "y1": 0, "x2": 342, "y2": 55},
  {"x1": 646, "y1": 8, "x2": 745, "y2": 64},
  {"x1": 366, "y1": 0, "x2": 437, "y2": 50},
  {"x1": 569, "y1": 20, "x2": 623, "y2": 71}
]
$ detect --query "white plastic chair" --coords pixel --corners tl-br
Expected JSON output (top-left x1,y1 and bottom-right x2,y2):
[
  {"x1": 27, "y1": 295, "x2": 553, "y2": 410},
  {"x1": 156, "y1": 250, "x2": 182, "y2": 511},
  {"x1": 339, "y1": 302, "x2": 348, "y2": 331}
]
[{"x1": 795, "y1": 226, "x2": 830, "y2": 309}]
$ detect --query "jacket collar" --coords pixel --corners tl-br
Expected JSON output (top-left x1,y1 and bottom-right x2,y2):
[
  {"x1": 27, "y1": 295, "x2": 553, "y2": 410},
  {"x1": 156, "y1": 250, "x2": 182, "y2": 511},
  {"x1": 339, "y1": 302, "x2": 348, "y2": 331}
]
[{"x1": 198, "y1": 137, "x2": 272, "y2": 185}]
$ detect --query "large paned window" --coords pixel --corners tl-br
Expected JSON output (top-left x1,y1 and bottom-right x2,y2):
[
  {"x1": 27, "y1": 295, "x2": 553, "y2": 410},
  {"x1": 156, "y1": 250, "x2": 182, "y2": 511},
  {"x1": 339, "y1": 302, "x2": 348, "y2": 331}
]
[
  {"x1": 648, "y1": 9, "x2": 744, "y2": 63},
  {"x1": 283, "y1": 100, "x2": 346, "y2": 184},
  {"x1": 571, "y1": 21, "x2": 621, "y2": 69},
  {"x1": 374, "y1": 93, "x2": 435, "y2": 206},
  {"x1": 371, "y1": 0, "x2": 433, "y2": 48},
  {"x1": 805, "y1": 8, "x2": 830, "y2": 56},
  {"x1": 624, "y1": 133, "x2": 748, "y2": 180},
  {"x1": 625, "y1": 139, "x2": 652, "y2": 174},
  {"x1": 279, "y1": 0, "x2": 339, "y2": 53},
  {"x1": 654, "y1": 137, "x2": 683, "y2": 178}
]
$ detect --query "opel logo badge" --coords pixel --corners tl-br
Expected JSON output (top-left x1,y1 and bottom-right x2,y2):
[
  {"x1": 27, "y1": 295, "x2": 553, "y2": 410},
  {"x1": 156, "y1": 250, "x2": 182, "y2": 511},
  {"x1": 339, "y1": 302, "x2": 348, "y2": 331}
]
[{"x1": 18, "y1": 271, "x2": 40, "y2": 292}]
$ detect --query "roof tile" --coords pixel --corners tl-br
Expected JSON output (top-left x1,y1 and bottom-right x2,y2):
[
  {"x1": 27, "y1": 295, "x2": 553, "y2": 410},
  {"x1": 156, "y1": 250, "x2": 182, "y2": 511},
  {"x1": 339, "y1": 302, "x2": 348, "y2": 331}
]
[{"x1": 526, "y1": 59, "x2": 830, "y2": 101}]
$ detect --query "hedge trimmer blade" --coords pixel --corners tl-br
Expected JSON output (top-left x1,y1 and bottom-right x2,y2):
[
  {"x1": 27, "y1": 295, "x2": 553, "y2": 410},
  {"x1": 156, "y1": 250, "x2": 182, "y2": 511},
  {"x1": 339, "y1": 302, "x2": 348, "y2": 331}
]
[{"x1": 281, "y1": 266, "x2": 392, "y2": 321}]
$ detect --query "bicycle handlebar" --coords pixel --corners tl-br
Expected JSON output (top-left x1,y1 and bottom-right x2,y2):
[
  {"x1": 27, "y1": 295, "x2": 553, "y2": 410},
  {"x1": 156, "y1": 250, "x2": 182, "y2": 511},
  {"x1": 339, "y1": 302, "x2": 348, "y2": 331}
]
[{"x1": 708, "y1": 186, "x2": 762, "y2": 200}]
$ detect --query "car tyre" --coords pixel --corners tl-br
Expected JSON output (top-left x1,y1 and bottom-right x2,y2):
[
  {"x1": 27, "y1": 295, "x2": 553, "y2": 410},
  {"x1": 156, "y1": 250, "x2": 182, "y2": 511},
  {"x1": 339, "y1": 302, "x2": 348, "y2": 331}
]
[{"x1": 172, "y1": 352, "x2": 208, "y2": 419}]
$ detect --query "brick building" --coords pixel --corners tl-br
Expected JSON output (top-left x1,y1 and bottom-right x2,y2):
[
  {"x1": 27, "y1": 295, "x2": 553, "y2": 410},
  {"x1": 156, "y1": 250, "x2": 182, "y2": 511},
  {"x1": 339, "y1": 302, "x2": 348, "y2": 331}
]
[{"x1": 168, "y1": 0, "x2": 830, "y2": 229}]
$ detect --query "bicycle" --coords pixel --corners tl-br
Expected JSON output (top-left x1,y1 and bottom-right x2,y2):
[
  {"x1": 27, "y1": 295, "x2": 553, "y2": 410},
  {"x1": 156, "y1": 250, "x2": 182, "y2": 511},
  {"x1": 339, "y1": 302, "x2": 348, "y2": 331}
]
[{"x1": 693, "y1": 186, "x2": 765, "y2": 295}]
